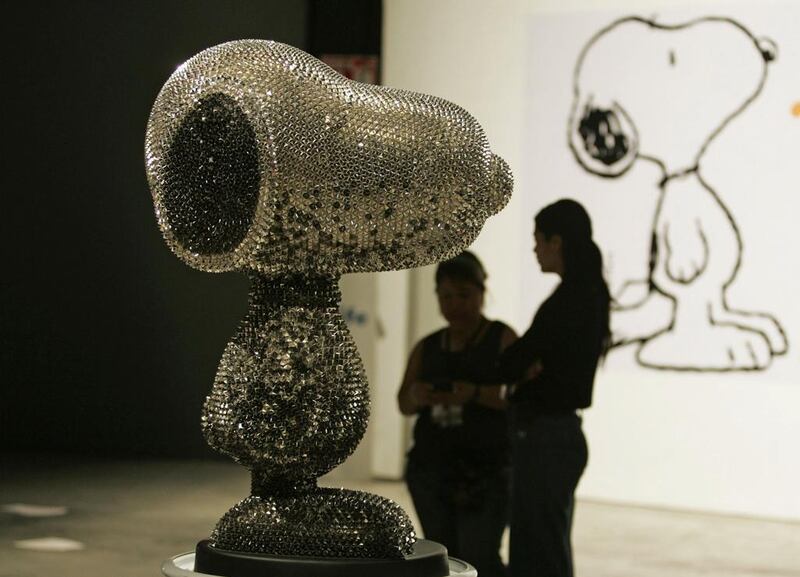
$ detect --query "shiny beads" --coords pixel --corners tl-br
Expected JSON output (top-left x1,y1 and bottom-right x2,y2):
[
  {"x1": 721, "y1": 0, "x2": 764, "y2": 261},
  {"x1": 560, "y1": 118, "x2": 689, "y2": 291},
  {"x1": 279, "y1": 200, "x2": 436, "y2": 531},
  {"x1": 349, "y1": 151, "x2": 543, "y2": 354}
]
[{"x1": 144, "y1": 40, "x2": 511, "y2": 560}]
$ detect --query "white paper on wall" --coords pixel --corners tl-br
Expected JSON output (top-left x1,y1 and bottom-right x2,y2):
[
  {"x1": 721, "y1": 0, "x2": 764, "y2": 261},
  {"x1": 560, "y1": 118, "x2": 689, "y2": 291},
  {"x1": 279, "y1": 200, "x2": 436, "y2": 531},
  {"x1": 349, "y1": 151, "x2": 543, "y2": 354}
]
[{"x1": 523, "y1": 4, "x2": 800, "y2": 519}]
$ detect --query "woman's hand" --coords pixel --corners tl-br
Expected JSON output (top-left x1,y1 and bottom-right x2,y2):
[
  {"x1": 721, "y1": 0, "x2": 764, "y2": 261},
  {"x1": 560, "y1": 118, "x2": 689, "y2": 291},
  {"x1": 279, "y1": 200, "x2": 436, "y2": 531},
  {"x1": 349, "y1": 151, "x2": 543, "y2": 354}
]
[
  {"x1": 412, "y1": 381, "x2": 475, "y2": 407},
  {"x1": 506, "y1": 361, "x2": 543, "y2": 400},
  {"x1": 409, "y1": 381, "x2": 436, "y2": 408},
  {"x1": 525, "y1": 360, "x2": 543, "y2": 381},
  {"x1": 446, "y1": 380, "x2": 479, "y2": 406}
]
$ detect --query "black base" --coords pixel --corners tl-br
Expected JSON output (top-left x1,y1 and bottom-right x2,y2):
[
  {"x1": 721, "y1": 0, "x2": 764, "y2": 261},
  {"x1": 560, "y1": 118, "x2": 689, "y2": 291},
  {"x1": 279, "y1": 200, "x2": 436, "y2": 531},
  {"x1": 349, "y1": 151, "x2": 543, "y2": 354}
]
[{"x1": 194, "y1": 539, "x2": 450, "y2": 577}]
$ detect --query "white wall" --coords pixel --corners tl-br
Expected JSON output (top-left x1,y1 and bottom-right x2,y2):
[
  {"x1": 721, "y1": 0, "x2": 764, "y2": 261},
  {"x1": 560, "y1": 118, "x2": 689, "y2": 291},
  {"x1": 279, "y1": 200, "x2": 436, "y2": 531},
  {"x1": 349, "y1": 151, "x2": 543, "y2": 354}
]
[
  {"x1": 334, "y1": 271, "x2": 414, "y2": 481},
  {"x1": 384, "y1": 0, "x2": 529, "y2": 341},
  {"x1": 383, "y1": 0, "x2": 800, "y2": 521},
  {"x1": 371, "y1": 270, "x2": 413, "y2": 478},
  {"x1": 327, "y1": 273, "x2": 378, "y2": 482}
]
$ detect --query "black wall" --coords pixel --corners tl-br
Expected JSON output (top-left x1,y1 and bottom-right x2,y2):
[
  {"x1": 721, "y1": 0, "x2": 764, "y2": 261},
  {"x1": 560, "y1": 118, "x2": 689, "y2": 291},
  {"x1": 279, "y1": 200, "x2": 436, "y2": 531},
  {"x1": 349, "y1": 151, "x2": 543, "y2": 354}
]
[
  {"x1": 308, "y1": 0, "x2": 383, "y2": 57},
  {"x1": 1, "y1": 2, "x2": 309, "y2": 458}
]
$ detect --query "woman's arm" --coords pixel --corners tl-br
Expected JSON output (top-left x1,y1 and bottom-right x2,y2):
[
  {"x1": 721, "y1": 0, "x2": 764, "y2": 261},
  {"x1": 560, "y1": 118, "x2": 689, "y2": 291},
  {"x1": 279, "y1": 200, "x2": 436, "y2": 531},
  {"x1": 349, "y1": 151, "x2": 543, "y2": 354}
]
[
  {"x1": 509, "y1": 288, "x2": 603, "y2": 407},
  {"x1": 441, "y1": 324, "x2": 520, "y2": 410},
  {"x1": 448, "y1": 380, "x2": 508, "y2": 410},
  {"x1": 397, "y1": 341, "x2": 433, "y2": 415},
  {"x1": 497, "y1": 307, "x2": 549, "y2": 383},
  {"x1": 499, "y1": 323, "x2": 519, "y2": 352}
]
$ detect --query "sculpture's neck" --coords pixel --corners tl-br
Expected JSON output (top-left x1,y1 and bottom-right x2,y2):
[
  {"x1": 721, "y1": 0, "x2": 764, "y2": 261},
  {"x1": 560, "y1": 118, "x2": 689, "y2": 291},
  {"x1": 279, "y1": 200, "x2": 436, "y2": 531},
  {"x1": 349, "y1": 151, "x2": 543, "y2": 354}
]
[
  {"x1": 241, "y1": 272, "x2": 348, "y2": 495},
  {"x1": 246, "y1": 272, "x2": 341, "y2": 311},
  {"x1": 251, "y1": 470, "x2": 317, "y2": 497}
]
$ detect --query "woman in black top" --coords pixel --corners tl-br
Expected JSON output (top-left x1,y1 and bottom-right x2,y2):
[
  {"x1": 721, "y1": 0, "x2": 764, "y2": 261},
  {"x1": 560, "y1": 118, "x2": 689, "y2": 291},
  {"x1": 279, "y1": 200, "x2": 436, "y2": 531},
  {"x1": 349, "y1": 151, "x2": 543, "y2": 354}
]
[
  {"x1": 398, "y1": 251, "x2": 516, "y2": 577},
  {"x1": 499, "y1": 199, "x2": 610, "y2": 577}
]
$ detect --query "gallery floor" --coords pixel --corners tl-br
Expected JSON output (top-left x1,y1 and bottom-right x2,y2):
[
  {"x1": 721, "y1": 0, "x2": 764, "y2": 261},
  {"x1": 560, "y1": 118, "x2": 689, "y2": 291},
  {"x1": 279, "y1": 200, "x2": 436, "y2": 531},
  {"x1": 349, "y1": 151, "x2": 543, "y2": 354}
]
[{"x1": 1, "y1": 456, "x2": 798, "y2": 577}]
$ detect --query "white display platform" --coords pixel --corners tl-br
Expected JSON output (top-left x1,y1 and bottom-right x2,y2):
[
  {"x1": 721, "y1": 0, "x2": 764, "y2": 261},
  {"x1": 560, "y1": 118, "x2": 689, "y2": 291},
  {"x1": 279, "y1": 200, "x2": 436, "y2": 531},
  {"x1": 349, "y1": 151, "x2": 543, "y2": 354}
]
[{"x1": 162, "y1": 552, "x2": 477, "y2": 577}]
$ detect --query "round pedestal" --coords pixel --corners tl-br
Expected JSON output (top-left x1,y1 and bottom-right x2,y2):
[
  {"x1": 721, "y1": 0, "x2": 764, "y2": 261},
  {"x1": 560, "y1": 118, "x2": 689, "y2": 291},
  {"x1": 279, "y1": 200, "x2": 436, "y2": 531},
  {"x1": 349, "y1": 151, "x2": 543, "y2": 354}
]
[{"x1": 161, "y1": 541, "x2": 477, "y2": 577}]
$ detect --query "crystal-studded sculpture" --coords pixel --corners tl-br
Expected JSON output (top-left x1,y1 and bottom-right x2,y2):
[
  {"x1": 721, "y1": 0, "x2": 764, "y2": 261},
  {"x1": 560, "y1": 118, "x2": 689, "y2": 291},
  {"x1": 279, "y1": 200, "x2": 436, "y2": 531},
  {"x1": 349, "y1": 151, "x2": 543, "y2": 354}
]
[{"x1": 145, "y1": 40, "x2": 511, "y2": 563}]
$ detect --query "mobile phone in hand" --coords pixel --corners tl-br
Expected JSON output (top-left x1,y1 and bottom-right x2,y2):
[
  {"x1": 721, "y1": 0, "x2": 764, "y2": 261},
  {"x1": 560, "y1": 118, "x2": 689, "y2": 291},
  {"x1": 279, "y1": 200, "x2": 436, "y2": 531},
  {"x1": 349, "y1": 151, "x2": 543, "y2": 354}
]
[{"x1": 432, "y1": 380, "x2": 453, "y2": 393}]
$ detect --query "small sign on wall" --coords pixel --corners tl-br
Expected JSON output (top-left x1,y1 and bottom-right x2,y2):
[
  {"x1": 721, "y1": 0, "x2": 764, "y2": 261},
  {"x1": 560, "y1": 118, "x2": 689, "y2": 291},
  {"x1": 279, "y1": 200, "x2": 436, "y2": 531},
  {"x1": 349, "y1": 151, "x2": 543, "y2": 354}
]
[{"x1": 321, "y1": 54, "x2": 379, "y2": 84}]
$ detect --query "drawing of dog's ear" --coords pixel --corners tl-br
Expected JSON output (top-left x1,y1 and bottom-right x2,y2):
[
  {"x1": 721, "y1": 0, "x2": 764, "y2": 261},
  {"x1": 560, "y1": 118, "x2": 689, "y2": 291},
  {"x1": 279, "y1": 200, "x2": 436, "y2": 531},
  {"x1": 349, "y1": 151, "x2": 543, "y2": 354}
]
[
  {"x1": 568, "y1": 96, "x2": 638, "y2": 178},
  {"x1": 757, "y1": 36, "x2": 777, "y2": 63}
]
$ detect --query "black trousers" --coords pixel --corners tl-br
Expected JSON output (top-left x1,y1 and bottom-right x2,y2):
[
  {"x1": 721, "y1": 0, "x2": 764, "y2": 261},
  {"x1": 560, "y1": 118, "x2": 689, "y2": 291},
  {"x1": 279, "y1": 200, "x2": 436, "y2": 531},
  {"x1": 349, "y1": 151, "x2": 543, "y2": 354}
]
[
  {"x1": 406, "y1": 459, "x2": 509, "y2": 577},
  {"x1": 509, "y1": 413, "x2": 588, "y2": 577}
]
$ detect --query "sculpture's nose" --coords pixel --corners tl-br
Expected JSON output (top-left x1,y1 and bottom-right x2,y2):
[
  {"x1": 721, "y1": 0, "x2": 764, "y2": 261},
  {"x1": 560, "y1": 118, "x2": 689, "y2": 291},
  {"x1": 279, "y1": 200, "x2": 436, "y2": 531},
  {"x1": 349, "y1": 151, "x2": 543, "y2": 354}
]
[{"x1": 487, "y1": 154, "x2": 513, "y2": 214}]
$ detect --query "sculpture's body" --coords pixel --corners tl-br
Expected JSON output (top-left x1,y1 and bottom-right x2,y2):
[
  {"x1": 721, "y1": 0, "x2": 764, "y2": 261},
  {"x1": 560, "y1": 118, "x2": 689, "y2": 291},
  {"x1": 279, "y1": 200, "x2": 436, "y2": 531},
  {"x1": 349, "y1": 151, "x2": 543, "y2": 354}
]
[
  {"x1": 204, "y1": 273, "x2": 413, "y2": 557},
  {"x1": 145, "y1": 40, "x2": 510, "y2": 562}
]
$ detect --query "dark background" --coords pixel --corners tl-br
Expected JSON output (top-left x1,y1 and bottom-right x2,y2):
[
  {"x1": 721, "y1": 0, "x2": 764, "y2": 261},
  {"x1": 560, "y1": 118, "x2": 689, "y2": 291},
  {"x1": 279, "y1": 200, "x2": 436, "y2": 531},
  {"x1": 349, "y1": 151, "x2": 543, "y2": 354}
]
[{"x1": 1, "y1": 1, "x2": 381, "y2": 458}]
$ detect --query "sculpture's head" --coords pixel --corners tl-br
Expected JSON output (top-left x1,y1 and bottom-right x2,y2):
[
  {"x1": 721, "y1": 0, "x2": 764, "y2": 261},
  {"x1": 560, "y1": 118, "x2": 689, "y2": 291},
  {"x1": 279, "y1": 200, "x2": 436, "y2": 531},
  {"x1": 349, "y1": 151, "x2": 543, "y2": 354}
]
[
  {"x1": 569, "y1": 16, "x2": 775, "y2": 177},
  {"x1": 145, "y1": 40, "x2": 511, "y2": 276}
]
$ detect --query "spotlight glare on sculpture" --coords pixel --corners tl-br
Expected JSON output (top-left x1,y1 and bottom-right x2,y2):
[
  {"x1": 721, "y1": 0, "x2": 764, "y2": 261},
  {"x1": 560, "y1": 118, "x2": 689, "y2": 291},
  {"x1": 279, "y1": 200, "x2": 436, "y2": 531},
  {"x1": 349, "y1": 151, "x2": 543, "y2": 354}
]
[{"x1": 145, "y1": 40, "x2": 511, "y2": 566}]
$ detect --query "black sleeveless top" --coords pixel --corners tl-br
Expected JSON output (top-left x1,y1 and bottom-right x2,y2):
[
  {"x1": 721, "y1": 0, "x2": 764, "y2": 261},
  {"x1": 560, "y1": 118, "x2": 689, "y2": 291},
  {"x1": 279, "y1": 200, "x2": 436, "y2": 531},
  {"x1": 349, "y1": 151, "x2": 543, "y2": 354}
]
[{"x1": 408, "y1": 320, "x2": 510, "y2": 473}]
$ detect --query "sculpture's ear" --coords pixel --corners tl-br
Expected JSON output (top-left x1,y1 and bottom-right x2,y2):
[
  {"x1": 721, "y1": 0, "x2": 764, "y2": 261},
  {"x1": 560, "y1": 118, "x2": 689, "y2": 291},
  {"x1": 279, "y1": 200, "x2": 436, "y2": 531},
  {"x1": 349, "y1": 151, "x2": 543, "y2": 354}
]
[
  {"x1": 568, "y1": 95, "x2": 638, "y2": 178},
  {"x1": 161, "y1": 92, "x2": 261, "y2": 260}
]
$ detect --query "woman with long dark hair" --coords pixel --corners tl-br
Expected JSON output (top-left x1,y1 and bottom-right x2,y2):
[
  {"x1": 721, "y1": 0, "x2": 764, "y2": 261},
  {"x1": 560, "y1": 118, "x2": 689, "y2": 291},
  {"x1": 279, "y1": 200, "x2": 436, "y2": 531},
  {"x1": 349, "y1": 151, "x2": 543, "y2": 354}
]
[{"x1": 499, "y1": 199, "x2": 610, "y2": 577}]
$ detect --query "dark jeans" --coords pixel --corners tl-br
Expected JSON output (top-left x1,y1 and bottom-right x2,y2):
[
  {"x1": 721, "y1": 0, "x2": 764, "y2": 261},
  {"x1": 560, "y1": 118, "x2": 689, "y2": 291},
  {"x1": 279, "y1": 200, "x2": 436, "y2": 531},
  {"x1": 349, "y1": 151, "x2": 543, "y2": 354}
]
[
  {"x1": 509, "y1": 413, "x2": 588, "y2": 577},
  {"x1": 406, "y1": 459, "x2": 508, "y2": 577}
]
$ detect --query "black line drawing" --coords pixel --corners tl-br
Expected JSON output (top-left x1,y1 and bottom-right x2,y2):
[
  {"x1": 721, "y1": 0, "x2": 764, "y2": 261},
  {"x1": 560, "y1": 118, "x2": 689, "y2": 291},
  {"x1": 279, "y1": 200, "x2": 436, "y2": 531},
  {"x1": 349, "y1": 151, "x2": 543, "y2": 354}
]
[{"x1": 568, "y1": 15, "x2": 788, "y2": 371}]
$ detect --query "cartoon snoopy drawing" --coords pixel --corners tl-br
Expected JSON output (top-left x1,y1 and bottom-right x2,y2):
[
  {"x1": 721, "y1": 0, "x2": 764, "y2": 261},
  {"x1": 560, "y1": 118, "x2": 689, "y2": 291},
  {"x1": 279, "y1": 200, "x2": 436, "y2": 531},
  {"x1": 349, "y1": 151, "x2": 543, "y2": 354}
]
[{"x1": 569, "y1": 16, "x2": 788, "y2": 371}]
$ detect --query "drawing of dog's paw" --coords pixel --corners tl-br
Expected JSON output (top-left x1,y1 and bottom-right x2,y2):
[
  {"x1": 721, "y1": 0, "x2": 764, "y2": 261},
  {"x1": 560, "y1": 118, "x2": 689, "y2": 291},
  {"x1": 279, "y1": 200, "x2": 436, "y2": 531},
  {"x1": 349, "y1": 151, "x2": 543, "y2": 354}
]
[{"x1": 637, "y1": 324, "x2": 772, "y2": 371}]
